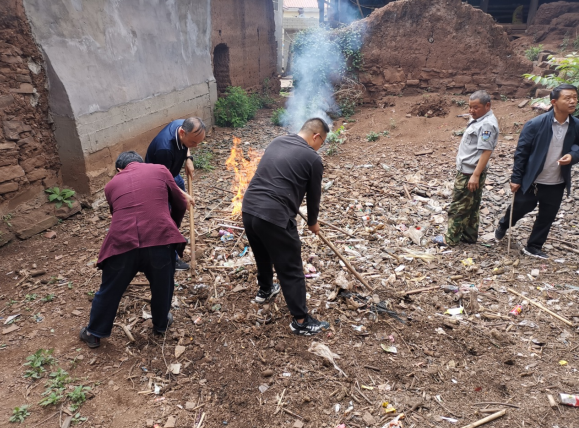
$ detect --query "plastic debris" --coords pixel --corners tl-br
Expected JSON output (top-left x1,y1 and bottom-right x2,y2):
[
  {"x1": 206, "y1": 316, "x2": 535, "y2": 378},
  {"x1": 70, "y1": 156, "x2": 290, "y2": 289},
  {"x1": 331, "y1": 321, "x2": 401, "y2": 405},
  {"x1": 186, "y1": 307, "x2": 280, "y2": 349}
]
[
  {"x1": 308, "y1": 342, "x2": 346, "y2": 377},
  {"x1": 509, "y1": 305, "x2": 523, "y2": 316},
  {"x1": 560, "y1": 393, "x2": 579, "y2": 407},
  {"x1": 381, "y1": 344, "x2": 398, "y2": 354},
  {"x1": 445, "y1": 307, "x2": 464, "y2": 315}
]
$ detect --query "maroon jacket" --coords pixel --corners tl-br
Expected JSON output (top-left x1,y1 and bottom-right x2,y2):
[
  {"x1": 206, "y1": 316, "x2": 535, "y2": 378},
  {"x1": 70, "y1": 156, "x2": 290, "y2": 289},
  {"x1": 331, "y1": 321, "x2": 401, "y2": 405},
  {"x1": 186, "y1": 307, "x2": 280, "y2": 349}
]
[{"x1": 97, "y1": 162, "x2": 188, "y2": 266}]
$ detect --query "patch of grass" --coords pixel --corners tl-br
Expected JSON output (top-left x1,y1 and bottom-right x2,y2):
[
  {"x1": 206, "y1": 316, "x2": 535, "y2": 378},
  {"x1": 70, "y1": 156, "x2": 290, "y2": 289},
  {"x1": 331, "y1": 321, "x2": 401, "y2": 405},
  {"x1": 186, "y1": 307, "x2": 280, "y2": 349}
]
[
  {"x1": 524, "y1": 44, "x2": 543, "y2": 61},
  {"x1": 366, "y1": 131, "x2": 380, "y2": 142},
  {"x1": 191, "y1": 148, "x2": 215, "y2": 171},
  {"x1": 9, "y1": 405, "x2": 30, "y2": 424},
  {"x1": 38, "y1": 390, "x2": 63, "y2": 407},
  {"x1": 381, "y1": 130, "x2": 390, "y2": 137},
  {"x1": 271, "y1": 108, "x2": 286, "y2": 126},
  {"x1": 45, "y1": 187, "x2": 75, "y2": 209},
  {"x1": 68, "y1": 385, "x2": 91, "y2": 411},
  {"x1": 452, "y1": 98, "x2": 466, "y2": 108},
  {"x1": 23, "y1": 349, "x2": 54, "y2": 380}
]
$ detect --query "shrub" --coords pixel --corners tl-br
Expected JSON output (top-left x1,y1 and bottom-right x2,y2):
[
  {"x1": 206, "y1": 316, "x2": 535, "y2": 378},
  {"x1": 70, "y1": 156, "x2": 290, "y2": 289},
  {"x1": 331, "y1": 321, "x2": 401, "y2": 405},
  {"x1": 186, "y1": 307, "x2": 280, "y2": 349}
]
[
  {"x1": 366, "y1": 131, "x2": 380, "y2": 142},
  {"x1": 524, "y1": 45, "x2": 543, "y2": 61},
  {"x1": 339, "y1": 97, "x2": 357, "y2": 118},
  {"x1": 271, "y1": 108, "x2": 286, "y2": 126},
  {"x1": 325, "y1": 126, "x2": 346, "y2": 156},
  {"x1": 214, "y1": 86, "x2": 258, "y2": 128},
  {"x1": 191, "y1": 147, "x2": 215, "y2": 171}
]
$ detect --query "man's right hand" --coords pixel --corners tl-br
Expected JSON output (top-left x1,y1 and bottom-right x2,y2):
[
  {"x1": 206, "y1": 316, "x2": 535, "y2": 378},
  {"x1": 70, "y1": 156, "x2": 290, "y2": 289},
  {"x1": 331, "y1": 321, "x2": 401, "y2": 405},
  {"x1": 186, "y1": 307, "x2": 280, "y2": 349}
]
[
  {"x1": 510, "y1": 182, "x2": 521, "y2": 193},
  {"x1": 308, "y1": 222, "x2": 320, "y2": 235},
  {"x1": 185, "y1": 193, "x2": 195, "y2": 210}
]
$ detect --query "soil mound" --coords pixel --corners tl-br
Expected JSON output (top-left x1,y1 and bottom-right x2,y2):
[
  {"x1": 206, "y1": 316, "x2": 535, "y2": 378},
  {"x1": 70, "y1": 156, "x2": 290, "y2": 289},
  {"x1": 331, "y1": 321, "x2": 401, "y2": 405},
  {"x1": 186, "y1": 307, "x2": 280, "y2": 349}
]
[
  {"x1": 409, "y1": 95, "x2": 449, "y2": 118},
  {"x1": 357, "y1": 0, "x2": 534, "y2": 102},
  {"x1": 514, "y1": 1, "x2": 579, "y2": 51}
]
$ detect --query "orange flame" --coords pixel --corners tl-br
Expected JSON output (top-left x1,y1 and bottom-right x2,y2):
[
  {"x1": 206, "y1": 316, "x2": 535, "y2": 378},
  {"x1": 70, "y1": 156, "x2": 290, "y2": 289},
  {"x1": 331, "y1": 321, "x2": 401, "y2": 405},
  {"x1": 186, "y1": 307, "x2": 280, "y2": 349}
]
[{"x1": 225, "y1": 137, "x2": 262, "y2": 217}]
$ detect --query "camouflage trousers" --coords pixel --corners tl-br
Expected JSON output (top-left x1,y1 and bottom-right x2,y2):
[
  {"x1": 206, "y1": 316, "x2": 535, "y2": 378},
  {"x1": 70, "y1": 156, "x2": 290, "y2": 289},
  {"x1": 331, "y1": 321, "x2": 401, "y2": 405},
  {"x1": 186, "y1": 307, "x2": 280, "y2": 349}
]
[{"x1": 444, "y1": 170, "x2": 486, "y2": 246}]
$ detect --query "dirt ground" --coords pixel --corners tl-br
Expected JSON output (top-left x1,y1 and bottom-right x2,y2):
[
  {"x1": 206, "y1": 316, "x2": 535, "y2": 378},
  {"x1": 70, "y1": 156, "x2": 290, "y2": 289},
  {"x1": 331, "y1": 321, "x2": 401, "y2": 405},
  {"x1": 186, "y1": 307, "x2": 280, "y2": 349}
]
[{"x1": 1, "y1": 95, "x2": 579, "y2": 428}]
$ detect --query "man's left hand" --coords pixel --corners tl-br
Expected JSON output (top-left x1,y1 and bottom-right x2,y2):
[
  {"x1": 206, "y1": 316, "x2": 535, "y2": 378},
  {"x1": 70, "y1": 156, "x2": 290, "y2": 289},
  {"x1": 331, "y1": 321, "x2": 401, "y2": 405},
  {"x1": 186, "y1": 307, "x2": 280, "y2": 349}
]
[
  {"x1": 558, "y1": 154, "x2": 572, "y2": 165},
  {"x1": 185, "y1": 193, "x2": 195, "y2": 211},
  {"x1": 308, "y1": 223, "x2": 320, "y2": 235},
  {"x1": 185, "y1": 158, "x2": 195, "y2": 179},
  {"x1": 467, "y1": 174, "x2": 480, "y2": 192}
]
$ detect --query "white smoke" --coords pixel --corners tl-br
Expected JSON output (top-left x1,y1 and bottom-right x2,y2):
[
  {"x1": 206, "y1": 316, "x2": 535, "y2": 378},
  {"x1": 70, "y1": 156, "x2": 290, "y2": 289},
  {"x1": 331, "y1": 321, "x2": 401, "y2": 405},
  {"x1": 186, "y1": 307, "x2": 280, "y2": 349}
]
[{"x1": 283, "y1": 28, "x2": 343, "y2": 132}]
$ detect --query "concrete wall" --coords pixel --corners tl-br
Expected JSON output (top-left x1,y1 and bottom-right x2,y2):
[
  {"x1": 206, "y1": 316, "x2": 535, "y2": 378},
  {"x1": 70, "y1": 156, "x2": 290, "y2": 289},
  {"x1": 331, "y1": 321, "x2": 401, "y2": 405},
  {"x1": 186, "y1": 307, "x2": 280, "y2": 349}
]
[
  {"x1": 212, "y1": 0, "x2": 278, "y2": 95},
  {"x1": 23, "y1": 0, "x2": 217, "y2": 197}
]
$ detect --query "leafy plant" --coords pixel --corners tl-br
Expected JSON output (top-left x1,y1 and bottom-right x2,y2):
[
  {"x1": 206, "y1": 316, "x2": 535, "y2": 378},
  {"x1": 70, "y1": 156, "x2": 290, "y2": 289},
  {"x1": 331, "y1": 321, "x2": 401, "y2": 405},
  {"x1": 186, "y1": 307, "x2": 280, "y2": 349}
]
[
  {"x1": 9, "y1": 405, "x2": 30, "y2": 423},
  {"x1": 45, "y1": 187, "x2": 75, "y2": 209},
  {"x1": 23, "y1": 349, "x2": 54, "y2": 379},
  {"x1": 271, "y1": 108, "x2": 286, "y2": 126},
  {"x1": 47, "y1": 368, "x2": 71, "y2": 390},
  {"x1": 500, "y1": 94, "x2": 508, "y2": 102},
  {"x1": 325, "y1": 126, "x2": 346, "y2": 156},
  {"x1": 41, "y1": 294, "x2": 55, "y2": 302},
  {"x1": 366, "y1": 131, "x2": 380, "y2": 142},
  {"x1": 452, "y1": 98, "x2": 466, "y2": 107},
  {"x1": 523, "y1": 53, "x2": 579, "y2": 116},
  {"x1": 524, "y1": 44, "x2": 543, "y2": 61},
  {"x1": 190, "y1": 148, "x2": 215, "y2": 171},
  {"x1": 2, "y1": 214, "x2": 12, "y2": 227},
  {"x1": 68, "y1": 385, "x2": 91, "y2": 411},
  {"x1": 214, "y1": 86, "x2": 258, "y2": 128},
  {"x1": 25, "y1": 294, "x2": 37, "y2": 302},
  {"x1": 72, "y1": 413, "x2": 88, "y2": 424},
  {"x1": 381, "y1": 130, "x2": 390, "y2": 137},
  {"x1": 338, "y1": 97, "x2": 357, "y2": 119},
  {"x1": 39, "y1": 390, "x2": 63, "y2": 407}
]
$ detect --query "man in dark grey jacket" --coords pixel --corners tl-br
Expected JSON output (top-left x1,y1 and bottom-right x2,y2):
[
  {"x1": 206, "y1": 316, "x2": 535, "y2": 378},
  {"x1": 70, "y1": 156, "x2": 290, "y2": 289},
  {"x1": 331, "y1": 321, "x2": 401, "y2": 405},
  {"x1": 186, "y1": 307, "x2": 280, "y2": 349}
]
[{"x1": 495, "y1": 84, "x2": 579, "y2": 259}]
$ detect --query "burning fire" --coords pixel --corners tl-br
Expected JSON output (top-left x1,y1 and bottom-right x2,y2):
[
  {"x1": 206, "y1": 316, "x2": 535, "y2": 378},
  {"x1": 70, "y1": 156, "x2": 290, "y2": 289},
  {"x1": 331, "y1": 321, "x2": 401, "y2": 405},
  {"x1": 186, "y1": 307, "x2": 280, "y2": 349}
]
[{"x1": 225, "y1": 137, "x2": 262, "y2": 217}]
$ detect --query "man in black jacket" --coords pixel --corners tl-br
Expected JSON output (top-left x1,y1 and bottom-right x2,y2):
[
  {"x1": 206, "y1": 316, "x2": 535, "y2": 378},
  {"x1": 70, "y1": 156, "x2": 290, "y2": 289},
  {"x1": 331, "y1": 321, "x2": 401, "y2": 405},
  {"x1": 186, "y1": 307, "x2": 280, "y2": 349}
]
[
  {"x1": 495, "y1": 84, "x2": 579, "y2": 259},
  {"x1": 242, "y1": 118, "x2": 330, "y2": 336}
]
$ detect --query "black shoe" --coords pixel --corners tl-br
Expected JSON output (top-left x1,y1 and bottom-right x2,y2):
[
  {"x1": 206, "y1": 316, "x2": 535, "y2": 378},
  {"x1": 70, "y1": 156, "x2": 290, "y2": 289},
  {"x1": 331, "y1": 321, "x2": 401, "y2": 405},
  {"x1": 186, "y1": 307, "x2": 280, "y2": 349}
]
[
  {"x1": 79, "y1": 327, "x2": 100, "y2": 348},
  {"x1": 522, "y1": 246, "x2": 548, "y2": 259},
  {"x1": 153, "y1": 312, "x2": 174, "y2": 335},
  {"x1": 290, "y1": 314, "x2": 330, "y2": 336},
  {"x1": 494, "y1": 226, "x2": 507, "y2": 241},
  {"x1": 175, "y1": 257, "x2": 190, "y2": 271},
  {"x1": 255, "y1": 283, "x2": 281, "y2": 303},
  {"x1": 460, "y1": 238, "x2": 476, "y2": 244}
]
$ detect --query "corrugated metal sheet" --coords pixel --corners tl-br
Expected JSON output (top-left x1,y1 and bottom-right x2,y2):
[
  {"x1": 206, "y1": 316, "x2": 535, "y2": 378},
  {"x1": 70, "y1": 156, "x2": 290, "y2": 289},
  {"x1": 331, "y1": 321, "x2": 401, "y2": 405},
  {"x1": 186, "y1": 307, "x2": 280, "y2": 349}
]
[{"x1": 283, "y1": 0, "x2": 319, "y2": 9}]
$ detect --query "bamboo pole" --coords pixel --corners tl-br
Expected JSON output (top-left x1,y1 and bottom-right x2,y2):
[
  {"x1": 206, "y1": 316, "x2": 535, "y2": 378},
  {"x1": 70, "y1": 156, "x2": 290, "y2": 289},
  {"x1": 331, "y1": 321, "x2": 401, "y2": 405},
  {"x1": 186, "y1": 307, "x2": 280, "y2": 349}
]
[
  {"x1": 298, "y1": 211, "x2": 374, "y2": 292},
  {"x1": 461, "y1": 409, "x2": 506, "y2": 428},
  {"x1": 507, "y1": 287, "x2": 574, "y2": 326},
  {"x1": 187, "y1": 175, "x2": 196, "y2": 270}
]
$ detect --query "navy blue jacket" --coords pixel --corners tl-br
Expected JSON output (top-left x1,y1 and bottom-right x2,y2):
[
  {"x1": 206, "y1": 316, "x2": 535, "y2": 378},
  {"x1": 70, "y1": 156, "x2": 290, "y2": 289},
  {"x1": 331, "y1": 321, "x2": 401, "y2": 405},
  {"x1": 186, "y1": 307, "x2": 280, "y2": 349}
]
[
  {"x1": 511, "y1": 110, "x2": 579, "y2": 195},
  {"x1": 145, "y1": 119, "x2": 186, "y2": 177}
]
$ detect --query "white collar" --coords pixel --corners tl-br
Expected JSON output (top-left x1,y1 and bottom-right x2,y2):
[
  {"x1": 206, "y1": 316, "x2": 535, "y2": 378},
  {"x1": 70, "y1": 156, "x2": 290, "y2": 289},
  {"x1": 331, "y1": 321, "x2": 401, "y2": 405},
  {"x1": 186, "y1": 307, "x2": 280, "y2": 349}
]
[
  {"x1": 175, "y1": 127, "x2": 184, "y2": 150},
  {"x1": 553, "y1": 116, "x2": 570, "y2": 125}
]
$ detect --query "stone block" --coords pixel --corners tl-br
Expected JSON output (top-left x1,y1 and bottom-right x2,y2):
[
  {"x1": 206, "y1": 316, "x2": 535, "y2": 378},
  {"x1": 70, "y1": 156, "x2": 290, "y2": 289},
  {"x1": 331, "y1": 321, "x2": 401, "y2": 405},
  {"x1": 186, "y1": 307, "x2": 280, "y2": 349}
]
[
  {"x1": 15, "y1": 74, "x2": 32, "y2": 83},
  {"x1": 26, "y1": 168, "x2": 49, "y2": 182},
  {"x1": 12, "y1": 213, "x2": 59, "y2": 240},
  {"x1": 0, "y1": 55, "x2": 22, "y2": 64},
  {"x1": 406, "y1": 79, "x2": 420, "y2": 86},
  {"x1": 0, "y1": 230, "x2": 15, "y2": 248},
  {"x1": 20, "y1": 156, "x2": 46, "y2": 173},
  {"x1": 535, "y1": 88, "x2": 551, "y2": 98},
  {"x1": 454, "y1": 76, "x2": 473, "y2": 85},
  {"x1": 0, "y1": 182, "x2": 18, "y2": 194},
  {"x1": 3, "y1": 121, "x2": 32, "y2": 140},
  {"x1": 7, "y1": 183, "x2": 44, "y2": 210},
  {"x1": 0, "y1": 165, "x2": 25, "y2": 183},
  {"x1": 382, "y1": 67, "x2": 406, "y2": 83},
  {"x1": 496, "y1": 77, "x2": 520, "y2": 86},
  {"x1": 10, "y1": 83, "x2": 35, "y2": 94},
  {"x1": 55, "y1": 200, "x2": 82, "y2": 220},
  {"x1": 0, "y1": 94, "x2": 14, "y2": 109},
  {"x1": 0, "y1": 142, "x2": 16, "y2": 151}
]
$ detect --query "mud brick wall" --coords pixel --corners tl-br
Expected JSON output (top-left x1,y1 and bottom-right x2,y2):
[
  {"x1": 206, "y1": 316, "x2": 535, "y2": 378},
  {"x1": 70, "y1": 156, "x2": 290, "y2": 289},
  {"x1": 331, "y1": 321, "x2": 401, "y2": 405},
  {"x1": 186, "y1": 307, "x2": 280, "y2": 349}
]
[
  {"x1": 358, "y1": 0, "x2": 535, "y2": 102},
  {"x1": 527, "y1": 1, "x2": 579, "y2": 45},
  {"x1": 0, "y1": 0, "x2": 61, "y2": 213},
  {"x1": 212, "y1": 0, "x2": 280, "y2": 95}
]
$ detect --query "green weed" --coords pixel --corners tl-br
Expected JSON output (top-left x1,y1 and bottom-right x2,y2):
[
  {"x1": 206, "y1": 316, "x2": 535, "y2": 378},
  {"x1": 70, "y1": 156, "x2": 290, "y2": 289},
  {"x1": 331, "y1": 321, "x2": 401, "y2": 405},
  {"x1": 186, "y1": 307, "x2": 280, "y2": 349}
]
[
  {"x1": 23, "y1": 349, "x2": 54, "y2": 379},
  {"x1": 524, "y1": 45, "x2": 543, "y2": 61},
  {"x1": 9, "y1": 405, "x2": 30, "y2": 423},
  {"x1": 366, "y1": 131, "x2": 380, "y2": 142},
  {"x1": 68, "y1": 385, "x2": 91, "y2": 411},
  {"x1": 214, "y1": 86, "x2": 258, "y2": 128},
  {"x1": 190, "y1": 148, "x2": 215, "y2": 171},
  {"x1": 45, "y1": 187, "x2": 75, "y2": 209},
  {"x1": 41, "y1": 294, "x2": 55, "y2": 302},
  {"x1": 271, "y1": 108, "x2": 286, "y2": 126}
]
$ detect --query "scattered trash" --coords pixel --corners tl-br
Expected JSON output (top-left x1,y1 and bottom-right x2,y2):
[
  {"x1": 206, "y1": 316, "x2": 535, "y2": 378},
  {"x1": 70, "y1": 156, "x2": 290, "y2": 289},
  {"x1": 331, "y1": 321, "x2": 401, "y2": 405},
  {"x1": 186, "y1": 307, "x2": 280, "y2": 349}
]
[
  {"x1": 509, "y1": 305, "x2": 523, "y2": 316},
  {"x1": 560, "y1": 393, "x2": 579, "y2": 407},
  {"x1": 445, "y1": 307, "x2": 464, "y2": 316},
  {"x1": 258, "y1": 384, "x2": 269, "y2": 393},
  {"x1": 308, "y1": 342, "x2": 346, "y2": 377},
  {"x1": 380, "y1": 344, "x2": 398, "y2": 354}
]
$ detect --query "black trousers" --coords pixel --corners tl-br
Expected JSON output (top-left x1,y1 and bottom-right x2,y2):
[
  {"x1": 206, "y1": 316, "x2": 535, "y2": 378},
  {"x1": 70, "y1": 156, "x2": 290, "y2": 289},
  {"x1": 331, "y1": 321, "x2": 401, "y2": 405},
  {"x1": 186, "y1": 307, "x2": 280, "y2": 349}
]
[
  {"x1": 498, "y1": 183, "x2": 565, "y2": 250},
  {"x1": 242, "y1": 212, "x2": 308, "y2": 319},
  {"x1": 87, "y1": 244, "x2": 176, "y2": 337}
]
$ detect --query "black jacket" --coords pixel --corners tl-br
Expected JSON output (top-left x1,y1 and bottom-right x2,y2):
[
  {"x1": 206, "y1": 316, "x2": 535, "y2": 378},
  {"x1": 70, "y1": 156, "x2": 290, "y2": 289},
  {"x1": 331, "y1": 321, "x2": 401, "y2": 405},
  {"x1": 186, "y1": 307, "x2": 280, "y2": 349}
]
[{"x1": 511, "y1": 110, "x2": 579, "y2": 195}]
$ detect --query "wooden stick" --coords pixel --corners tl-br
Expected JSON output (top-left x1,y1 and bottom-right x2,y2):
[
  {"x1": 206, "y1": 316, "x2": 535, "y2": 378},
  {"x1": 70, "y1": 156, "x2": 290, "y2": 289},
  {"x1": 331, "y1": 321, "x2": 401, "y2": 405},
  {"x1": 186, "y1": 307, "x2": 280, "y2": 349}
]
[
  {"x1": 507, "y1": 287, "x2": 574, "y2": 326},
  {"x1": 472, "y1": 402, "x2": 519, "y2": 408},
  {"x1": 196, "y1": 412, "x2": 206, "y2": 428},
  {"x1": 508, "y1": 193, "x2": 515, "y2": 254},
  {"x1": 298, "y1": 212, "x2": 374, "y2": 292},
  {"x1": 318, "y1": 219, "x2": 355, "y2": 238},
  {"x1": 460, "y1": 409, "x2": 506, "y2": 428},
  {"x1": 114, "y1": 323, "x2": 135, "y2": 342},
  {"x1": 403, "y1": 184, "x2": 412, "y2": 200},
  {"x1": 188, "y1": 175, "x2": 197, "y2": 270},
  {"x1": 560, "y1": 244, "x2": 579, "y2": 255},
  {"x1": 399, "y1": 285, "x2": 440, "y2": 296},
  {"x1": 281, "y1": 407, "x2": 303, "y2": 419}
]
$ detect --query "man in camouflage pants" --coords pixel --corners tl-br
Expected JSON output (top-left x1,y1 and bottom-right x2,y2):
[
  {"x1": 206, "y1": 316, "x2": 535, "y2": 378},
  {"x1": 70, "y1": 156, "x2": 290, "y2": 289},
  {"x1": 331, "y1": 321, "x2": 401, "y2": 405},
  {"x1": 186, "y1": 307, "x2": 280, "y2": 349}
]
[{"x1": 433, "y1": 90, "x2": 499, "y2": 246}]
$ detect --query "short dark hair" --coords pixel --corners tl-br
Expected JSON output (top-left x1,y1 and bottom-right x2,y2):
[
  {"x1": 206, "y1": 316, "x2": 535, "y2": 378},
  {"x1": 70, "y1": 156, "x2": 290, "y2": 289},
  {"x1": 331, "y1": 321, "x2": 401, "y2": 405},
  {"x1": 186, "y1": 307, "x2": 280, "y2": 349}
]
[
  {"x1": 470, "y1": 90, "x2": 491, "y2": 105},
  {"x1": 300, "y1": 117, "x2": 330, "y2": 135},
  {"x1": 115, "y1": 151, "x2": 143, "y2": 170},
  {"x1": 551, "y1": 84, "x2": 578, "y2": 100},
  {"x1": 182, "y1": 117, "x2": 206, "y2": 137}
]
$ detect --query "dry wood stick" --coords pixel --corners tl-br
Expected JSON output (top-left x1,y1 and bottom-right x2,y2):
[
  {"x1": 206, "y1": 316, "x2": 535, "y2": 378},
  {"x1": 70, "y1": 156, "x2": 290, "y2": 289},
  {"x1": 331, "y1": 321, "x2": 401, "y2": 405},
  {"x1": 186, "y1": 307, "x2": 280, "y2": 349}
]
[
  {"x1": 298, "y1": 212, "x2": 374, "y2": 292},
  {"x1": 114, "y1": 323, "x2": 135, "y2": 342},
  {"x1": 399, "y1": 285, "x2": 440, "y2": 296},
  {"x1": 188, "y1": 175, "x2": 197, "y2": 270},
  {"x1": 508, "y1": 193, "x2": 515, "y2": 254},
  {"x1": 403, "y1": 184, "x2": 412, "y2": 200},
  {"x1": 507, "y1": 287, "x2": 574, "y2": 326},
  {"x1": 460, "y1": 409, "x2": 506, "y2": 428},
  {"x1": 472, "y1": 402, "x2": 519, "y2": 408},
  {"x1": 560, "y1": 244, "x2": 579, "y2": 255},
  {"x1": 318, "y1": 219, "x2": 355, "y2": 238}
]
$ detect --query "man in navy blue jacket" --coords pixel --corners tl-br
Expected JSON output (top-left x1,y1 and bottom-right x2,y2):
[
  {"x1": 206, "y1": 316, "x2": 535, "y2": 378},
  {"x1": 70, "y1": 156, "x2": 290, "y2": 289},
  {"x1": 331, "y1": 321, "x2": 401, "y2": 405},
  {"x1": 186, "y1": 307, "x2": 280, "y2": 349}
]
[
  {"x1": 146, "y1": 117, "x2": 206, "y2": 269},
  {"x1": 495, "y1": 84, "x2": 579, "y2": 259}
]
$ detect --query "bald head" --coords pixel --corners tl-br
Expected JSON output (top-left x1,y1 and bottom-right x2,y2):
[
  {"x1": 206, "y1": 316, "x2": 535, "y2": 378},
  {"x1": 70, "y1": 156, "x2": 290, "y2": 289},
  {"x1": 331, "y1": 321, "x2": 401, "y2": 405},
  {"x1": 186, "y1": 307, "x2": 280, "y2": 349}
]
[{"x1": 179, "y1": 117, "x2": 206, "y2": 148}]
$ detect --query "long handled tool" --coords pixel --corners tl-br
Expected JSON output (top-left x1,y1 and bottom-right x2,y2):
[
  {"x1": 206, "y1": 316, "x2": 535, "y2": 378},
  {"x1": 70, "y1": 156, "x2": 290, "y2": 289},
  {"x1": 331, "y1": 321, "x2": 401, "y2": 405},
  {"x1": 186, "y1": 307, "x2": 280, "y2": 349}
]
[
  {"x1": 298, "y1": 211, "x2": 374, "y2": 292},
  {"x1": 187, "y1": 175, "x2": 196, "y2": 271},
  {"x1": 507, "y1": 193, "x2": 515, "y2": 254}
]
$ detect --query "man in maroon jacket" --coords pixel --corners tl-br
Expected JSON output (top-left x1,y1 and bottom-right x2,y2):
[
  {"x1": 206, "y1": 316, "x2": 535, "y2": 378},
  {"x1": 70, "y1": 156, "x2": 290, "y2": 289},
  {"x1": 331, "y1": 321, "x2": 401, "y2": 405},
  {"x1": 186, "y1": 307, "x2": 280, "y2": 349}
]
[{"x1": 79, "y1": 151, "x2": 188, "y2": 348}]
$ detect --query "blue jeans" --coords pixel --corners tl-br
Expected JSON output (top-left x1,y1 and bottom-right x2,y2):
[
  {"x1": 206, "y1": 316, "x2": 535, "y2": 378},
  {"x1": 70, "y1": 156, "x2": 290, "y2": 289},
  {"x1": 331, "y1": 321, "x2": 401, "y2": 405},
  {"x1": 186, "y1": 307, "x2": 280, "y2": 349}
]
[
  {"x1": 174, "y1": 174, "x2": 185, "y2": 191},
  {"x1": 87, "y1": 244, "x2": 176, "y2": 337}
]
